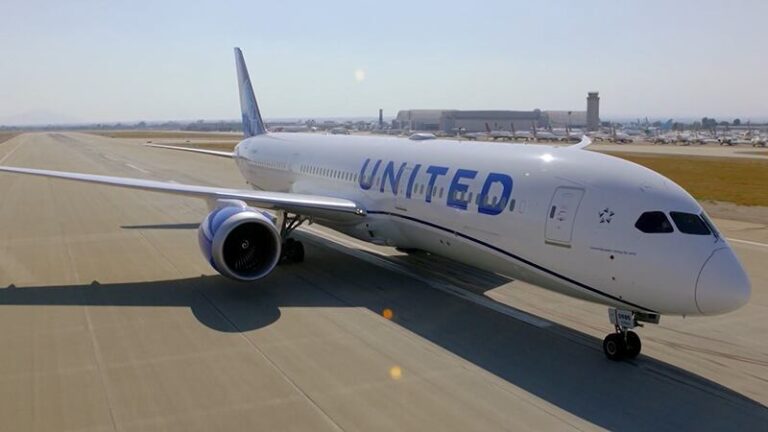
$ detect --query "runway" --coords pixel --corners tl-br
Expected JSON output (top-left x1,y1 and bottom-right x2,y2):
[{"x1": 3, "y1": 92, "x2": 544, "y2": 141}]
[{"x1": 0, "y1": 132, "x2": 766, "y2": 431}]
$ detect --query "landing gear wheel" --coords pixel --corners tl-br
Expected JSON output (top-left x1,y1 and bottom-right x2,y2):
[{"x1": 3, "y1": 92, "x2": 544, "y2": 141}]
[
  {"x1": 624, "y1": 331, "x2": 641, "y2": 359},
  {"x1": 603, "y1": 333, "x2": 626, "y2": 361},
  {"x1": 281, "y1": 239, "x2": 305, "y2": 264},
  {"x1": 290, "y1": 241, "x2": 305, "y2": 263}
]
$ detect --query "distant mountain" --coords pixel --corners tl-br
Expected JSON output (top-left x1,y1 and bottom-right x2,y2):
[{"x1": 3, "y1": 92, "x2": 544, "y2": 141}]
[{"x1": 0, "y1": 110, "x2": 83, "y2": 127}]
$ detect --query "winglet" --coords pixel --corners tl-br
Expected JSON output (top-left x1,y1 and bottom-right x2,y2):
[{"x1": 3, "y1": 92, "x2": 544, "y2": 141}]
[
  {"x1": 234, "y1": 48, "x2": 267, "y2": 137},
  {"x1": 570, "y1": 135, "x2": 592, "y2": 150}
]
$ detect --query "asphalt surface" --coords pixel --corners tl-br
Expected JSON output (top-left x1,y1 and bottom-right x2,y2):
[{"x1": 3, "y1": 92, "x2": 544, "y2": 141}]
[{"x1": 0, "y1": 132, "x2": 766, "y2": 432}]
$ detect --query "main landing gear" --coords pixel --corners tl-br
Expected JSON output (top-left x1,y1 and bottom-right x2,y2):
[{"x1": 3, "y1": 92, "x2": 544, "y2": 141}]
[
  {"x1": 278, "y1": 212, "x2": 309, "y2": 264},
  {"x1": 602, "y1": 309, "x2": 659, "y2": 361}
]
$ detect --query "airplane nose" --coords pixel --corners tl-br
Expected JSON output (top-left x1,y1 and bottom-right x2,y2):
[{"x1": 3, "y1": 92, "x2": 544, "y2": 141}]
[{"x1": 695, "y1": 247, "x2": 751, "y2": 315}]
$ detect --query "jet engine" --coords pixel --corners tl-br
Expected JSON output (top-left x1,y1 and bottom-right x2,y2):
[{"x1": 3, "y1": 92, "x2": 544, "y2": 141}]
[{"x1": 198, "y1": 200, "x2": 281, "y2": 281}]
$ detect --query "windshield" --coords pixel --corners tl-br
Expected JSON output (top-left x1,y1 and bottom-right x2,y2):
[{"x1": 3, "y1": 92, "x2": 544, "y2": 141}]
[
  {"x1": 670, "y1": 212, "x2": 711, "y2": 235},
  {"x1": 635, "y1": 211, "x2": 674, "y2": 233}
]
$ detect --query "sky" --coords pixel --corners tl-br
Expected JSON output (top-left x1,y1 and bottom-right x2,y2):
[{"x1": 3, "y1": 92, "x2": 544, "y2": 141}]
[{"x1": 1, "y1": 0, "x2": 767, "y2": 125}]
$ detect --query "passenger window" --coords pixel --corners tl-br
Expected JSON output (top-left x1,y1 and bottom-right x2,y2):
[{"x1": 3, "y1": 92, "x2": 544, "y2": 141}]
[
  {"x1": 509, "y1": 199, "x2": 516, "y2": 212},
  {"x1": 670, "y1": 212, "x2": 711, "y2": 235},
  {"x1": 635, "y1": 211, "x2": 674, "y2": 233}
]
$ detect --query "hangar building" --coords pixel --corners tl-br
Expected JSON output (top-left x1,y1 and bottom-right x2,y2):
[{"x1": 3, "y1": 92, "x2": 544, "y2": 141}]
[{"x1": 393, "y1": 92, "x2": 600, "y2": 133}]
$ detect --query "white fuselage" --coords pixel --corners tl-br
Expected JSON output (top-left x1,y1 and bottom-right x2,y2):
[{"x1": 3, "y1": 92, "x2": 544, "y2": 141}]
[{"x1": 233, "y1": 133, "x2": 750, "y2": 316}]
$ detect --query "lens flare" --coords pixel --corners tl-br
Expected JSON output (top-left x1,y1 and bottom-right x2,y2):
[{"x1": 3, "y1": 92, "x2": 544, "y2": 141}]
[{"x1": 389, "y1": 366, "x2": 402, "y2": 380}]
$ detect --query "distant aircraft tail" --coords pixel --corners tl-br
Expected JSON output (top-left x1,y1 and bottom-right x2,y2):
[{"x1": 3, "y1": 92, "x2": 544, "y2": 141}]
[{"x1": 234, "y1": 47, "x2": 267, "y2": 137}]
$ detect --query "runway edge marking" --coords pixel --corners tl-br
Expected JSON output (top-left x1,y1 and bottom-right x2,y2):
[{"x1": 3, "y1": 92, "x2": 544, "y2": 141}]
[
  {"x1": 0, "y1": 139, "x2": 25, "y2": 165},
  {"x1": 727, "y1": 238, "x2": 768, "y2": 248},
  {"x1": 301, "y1": 226, "x2": 552, "y2": 329}
]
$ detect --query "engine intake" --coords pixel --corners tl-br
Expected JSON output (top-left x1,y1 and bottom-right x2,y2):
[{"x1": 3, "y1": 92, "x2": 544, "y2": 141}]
[{"x1": 198, "y1": 201, "x2": 281, "y2": 281}]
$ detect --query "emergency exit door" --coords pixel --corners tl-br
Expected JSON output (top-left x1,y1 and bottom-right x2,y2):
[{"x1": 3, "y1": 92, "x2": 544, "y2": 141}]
[{"x1": 545, "y1": 187, "x2": 585, "y2": 246}]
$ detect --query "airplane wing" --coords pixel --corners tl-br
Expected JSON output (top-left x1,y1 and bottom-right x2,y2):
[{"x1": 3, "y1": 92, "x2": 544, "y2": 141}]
[
  {"x1": 145, "y1": 144, "x2": 234, "y2": 158},
  {"x1": 0, "y1": 166, "x2": 366, "y2": 221},
  {"x1": 569, "y1": 135, "x2": 592, "y2": 150}
]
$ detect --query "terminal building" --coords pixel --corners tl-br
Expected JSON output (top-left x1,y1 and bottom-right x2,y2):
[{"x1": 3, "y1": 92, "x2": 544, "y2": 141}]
[{"x1": 393, "y1": 92, "x2": 600, "y2": 133}]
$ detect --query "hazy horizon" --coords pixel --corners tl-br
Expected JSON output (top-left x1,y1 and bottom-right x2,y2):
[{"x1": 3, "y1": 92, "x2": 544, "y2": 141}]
[{"x1": 2, "y1": 0, "x2": 767, "y2": 125}]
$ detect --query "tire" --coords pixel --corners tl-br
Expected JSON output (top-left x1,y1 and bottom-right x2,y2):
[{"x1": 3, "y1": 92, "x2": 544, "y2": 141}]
[
  {"x1": 280, "y1": 239, "x2": 296, "y2": 264},
  {"x1": 624, "y1": 331, "x2": 642, "y2": 359},
  {"x1": 293, "y1": 241, "x2": 305, "y2": 263},
  {"x1": 282, "y1": 240, "x2": 305, "y2": 264},
  {"x1": 603, "y1": 333, "x2": 625, "y2": 361}
]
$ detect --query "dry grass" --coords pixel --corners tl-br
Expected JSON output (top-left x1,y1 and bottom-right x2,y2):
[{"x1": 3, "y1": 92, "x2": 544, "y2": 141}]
[
  {"x1": 605, "y1": 152, "x2": 768, "y2": 207},
  {"x1": 90, "y1": 130, "x2": 240, "y2": 140},
  {"x1": 738, "y1": 150, "x2": 768, "y2": 157}
]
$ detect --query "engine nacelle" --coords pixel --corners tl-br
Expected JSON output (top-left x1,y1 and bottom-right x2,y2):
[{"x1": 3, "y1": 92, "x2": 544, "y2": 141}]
[{"x1": 198, "y1": 200, "x2": 281, "y2": 281}]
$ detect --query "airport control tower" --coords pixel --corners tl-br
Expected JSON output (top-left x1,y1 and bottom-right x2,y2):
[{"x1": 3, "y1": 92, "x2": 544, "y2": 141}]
[{"x1": 587, "y1": 92, "x2": 600, "y2": 131}]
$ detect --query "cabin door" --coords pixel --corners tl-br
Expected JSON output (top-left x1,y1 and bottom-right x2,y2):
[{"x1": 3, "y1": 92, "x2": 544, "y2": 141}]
[{"x1": 545, "y1": 187, "x2": 585, "y2": 246}]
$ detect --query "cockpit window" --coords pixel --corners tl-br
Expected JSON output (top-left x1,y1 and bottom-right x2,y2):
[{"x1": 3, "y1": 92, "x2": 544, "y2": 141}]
[
  {"x1": 670, "y1": 212, "x2": 711, "y2": 235},
  {"x1": 635, "y1": 211, "x2": 674, "y2": 233},
  {"x1": 700, "y1": 212, "x2": 720, "y2": 239}
]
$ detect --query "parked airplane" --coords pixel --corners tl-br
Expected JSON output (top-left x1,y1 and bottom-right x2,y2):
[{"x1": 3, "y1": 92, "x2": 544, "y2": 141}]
[
  {"x1": 409, "y1": 132, "x2": 436, "y2": 141},
  {"x1": 751, "y1": 135, "x2": 767, "y2": 147},
  {"x1": 592, "y1": 126, "x2": 635, "y2": 144},
  {"x1": 459, "y1": 128, "x2": 488, "y2": 141},
  {"x1": 271, "y1": 124, "x2": 311, "y2": 133},
  {"x1": 0, "y1": 48, "x2": 751, "y2": 360},
  {"x1": 484, "y1": 123, "x2": 513, "y2": 141}
]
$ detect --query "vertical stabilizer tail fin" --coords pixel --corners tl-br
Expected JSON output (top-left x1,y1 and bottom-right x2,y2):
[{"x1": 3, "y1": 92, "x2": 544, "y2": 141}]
[{"x1": 234, "y1": 47, "x2": 267, "y2": 137}]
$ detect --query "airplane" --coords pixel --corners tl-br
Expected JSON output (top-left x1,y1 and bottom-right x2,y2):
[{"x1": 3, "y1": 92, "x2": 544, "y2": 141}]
[
  {"x1": 458, "y1": 128, "x2": 488, "y2": 141},
  {"x1": 484, "y1": 123, "x2": 513, "y2": 141},
  {"x1": 609, "y1": 125, "x2": 635, "y2": 143},
  {"x1": 329, "y1": 126, "x2": 350, "y2": 135},
  {"x1": 751, "y1": 135, "x2": 767, "y2": 147},
  {"x1": 0, "y1": 48, "x2": 751, "y2": 361},
  {"x1": 509, "y1": 123, "x2": 531, "y2": 141},
  {"x1": 552, "y1": 126, "x2": 582, "y2": 143},
  {"x1": 271, "y1": 124, "x2": 311, "y2": 133},
  {"x1": 525, "y1": 122, "x2": 556, "y2": 142},
  {"x1": 408, "y1": 132, "x2": 437, "y2": 141},
  {"x1": 592, "y1": 125, "x2": 635, "y2": 144}
]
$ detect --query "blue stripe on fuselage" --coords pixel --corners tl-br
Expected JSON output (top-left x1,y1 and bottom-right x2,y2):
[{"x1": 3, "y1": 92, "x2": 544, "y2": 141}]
[{"x1": 366, "y1": 210, "x2": 656, "y2": 313}]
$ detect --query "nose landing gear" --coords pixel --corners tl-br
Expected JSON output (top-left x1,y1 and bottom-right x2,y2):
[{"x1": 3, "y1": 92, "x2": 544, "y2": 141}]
[
  {"x1": 602, "y1": 309, "x2": 659, "y2": 361},
  {"x1": 603, "y1": 330, "x2": 641, "y2": 361}
]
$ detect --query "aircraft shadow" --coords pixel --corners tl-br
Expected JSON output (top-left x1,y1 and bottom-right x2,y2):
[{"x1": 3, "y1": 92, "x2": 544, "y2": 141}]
[{"x1": 0, "y1": 238, "x2": 765, "y2": 431}]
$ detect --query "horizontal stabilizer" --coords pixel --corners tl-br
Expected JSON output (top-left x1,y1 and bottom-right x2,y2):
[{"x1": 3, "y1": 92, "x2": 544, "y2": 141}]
[{"x1": 145, "y1": 144, "x2": 234, "y2": 158}]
